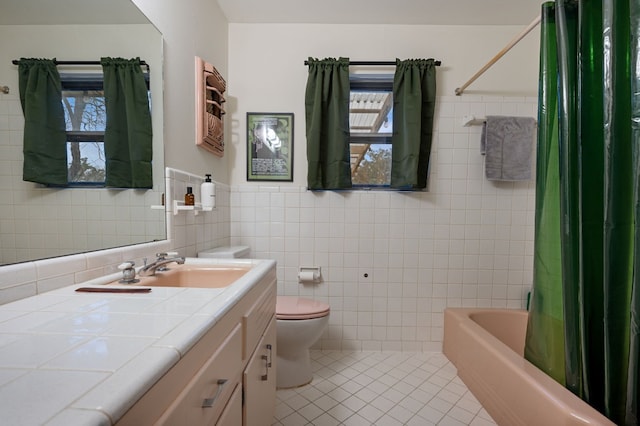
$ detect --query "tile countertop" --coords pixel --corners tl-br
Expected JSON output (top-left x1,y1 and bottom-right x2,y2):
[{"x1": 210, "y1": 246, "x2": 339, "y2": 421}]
[{"x1": 0, "y1": 257, "x2": 276, "y2": 426}]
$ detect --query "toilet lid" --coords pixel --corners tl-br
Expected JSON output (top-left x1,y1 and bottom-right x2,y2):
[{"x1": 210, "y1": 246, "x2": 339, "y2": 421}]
[{"x1": 276, "y1": 296, "x2": 330, "y2": 320}]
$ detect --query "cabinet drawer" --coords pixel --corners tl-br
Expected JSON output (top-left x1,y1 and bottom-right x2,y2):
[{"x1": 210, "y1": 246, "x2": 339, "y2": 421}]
[
  {"x1": 242, "y1": 281, "x2": 275, "y2": 359},
  {"x1": 215, "y1": 383, "x2": 242, "y2": 426},
  {"x1": 158, "y1": 323, "x2": 243, "y2": 426}
]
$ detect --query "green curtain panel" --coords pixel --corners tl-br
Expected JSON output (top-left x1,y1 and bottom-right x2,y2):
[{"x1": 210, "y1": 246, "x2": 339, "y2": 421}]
[
  {"x1": 628, "y1": 0, "x2": 640, "y2": 422},
  {"x1": 555, "y1": 0, "x2": 584, "y2": 397},
  {"x1": 390, "y1": 59, "x2": 437, "y2": 189},
  {"x1": 576, "y1": 0, "x2": 606, "y2": 412},
  {"x1": 524, "y1": 2, "x2": 566, "y2": 387},
  {"x1": 18, "y1": 58, "x2": 67, "y2": 185},
  {"x1": 305, "y1": 57, "x2": 352, "y2": 190},
  {"x1": 525, "y1": 1, "x2": 640, "y2": 423},
  {"x1": 101, "y1": 57, "x2": 152, "y2": 188},
  {"x1": 601, "y1": 0, "x2": 634, "y2": 422}
]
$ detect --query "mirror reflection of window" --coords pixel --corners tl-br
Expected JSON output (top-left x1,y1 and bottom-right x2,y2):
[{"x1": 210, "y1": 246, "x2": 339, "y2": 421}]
[
  {"x1": 0, "y1": 0, "x2": 166, "y2": 266},
  {"x1": 61, "y1": 72, "x2": 150, "y2": 186},
  {"x1": 63, "y1": 81, "x2": 106, "y2": 184}
]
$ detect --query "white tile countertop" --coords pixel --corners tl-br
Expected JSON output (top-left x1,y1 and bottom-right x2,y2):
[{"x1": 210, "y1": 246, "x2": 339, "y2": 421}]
[{"x1": 0, "y1": 257, "x2": 276, "y2": 426}]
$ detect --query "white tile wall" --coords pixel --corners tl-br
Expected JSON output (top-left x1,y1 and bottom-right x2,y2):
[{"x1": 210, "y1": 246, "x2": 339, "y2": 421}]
[
  {"x1": 0, "y1": 167, "x2": 231, "y2": 306},
  {"x1": 0, "y1": 94, "x2": 164, "y2": 265},
  {"x1": 0, "y1": 240, "x2": 171, "y2": 305},
  {"x1": 230, "y1": 95, "x2": 538, "y2": 351},
  {"x1": 0, "y1": 95, "x2": 538, "y2": 355},
  {"x1": 164, "y1": 167, "x2": 232, "y2": 258}
]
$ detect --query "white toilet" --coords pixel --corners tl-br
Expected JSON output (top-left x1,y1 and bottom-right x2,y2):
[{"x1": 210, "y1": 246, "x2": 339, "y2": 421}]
[
  {"x1": 276, "y1": 296, "x2": 330, "y2": 388},
  {"x1": 198, "y1": 246, "x2": 330, "y2": 389}
]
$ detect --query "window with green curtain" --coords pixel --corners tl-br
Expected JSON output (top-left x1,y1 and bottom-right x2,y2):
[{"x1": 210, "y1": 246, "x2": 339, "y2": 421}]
[
  {"x1": 18, "y1": 58, "x2": 68, "y2": 186},
  {"x1": 101, "y1": 57, "x2": 153, "y2": 189},
  {"x1": 305, "y1": 57, "x2": 437, "y2": 191}
]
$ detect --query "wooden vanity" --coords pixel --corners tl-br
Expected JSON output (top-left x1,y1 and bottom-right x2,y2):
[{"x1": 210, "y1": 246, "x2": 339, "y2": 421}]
[{"x1": 116, "y1": 265, "x2": 277, "y2": 426}]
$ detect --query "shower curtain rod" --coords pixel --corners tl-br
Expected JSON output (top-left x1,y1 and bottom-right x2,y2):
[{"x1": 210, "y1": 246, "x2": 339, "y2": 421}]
[
  {"x1": 304, "y1": 60, "x2": 441, "y2": 66},
  {"x1": 454, "y1": 15, "x2": 541, "y2": 96},
  {"x1": 11, "y1": 59, "x2": 150, "y2": 72}
]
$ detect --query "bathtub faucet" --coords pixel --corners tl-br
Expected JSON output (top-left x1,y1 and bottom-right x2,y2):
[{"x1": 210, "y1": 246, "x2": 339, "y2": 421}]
[{"x1": 139, "y1": 252, "x2": 185, "y2": 276}]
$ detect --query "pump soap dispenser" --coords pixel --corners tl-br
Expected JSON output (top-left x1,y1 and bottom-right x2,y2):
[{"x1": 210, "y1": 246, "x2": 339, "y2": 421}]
[{"x1": 201, "y1": 174, "x2": 215, "y2": 210}]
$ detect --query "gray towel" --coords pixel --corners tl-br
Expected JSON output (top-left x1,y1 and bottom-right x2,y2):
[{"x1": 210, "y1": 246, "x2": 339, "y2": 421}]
[{"x1": 482, "y1": 116, "x2": 536, "y2": 181}]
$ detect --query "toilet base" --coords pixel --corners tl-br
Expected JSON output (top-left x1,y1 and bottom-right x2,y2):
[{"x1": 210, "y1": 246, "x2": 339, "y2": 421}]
[{"x1": 276, "y1": 348, "x2": 313, "y2": 389}]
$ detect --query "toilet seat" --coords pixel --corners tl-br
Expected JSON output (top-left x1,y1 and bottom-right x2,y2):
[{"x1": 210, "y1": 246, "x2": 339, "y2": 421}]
[{"x1": 276, "y1": 296, "x2": 330, "y2": 320}]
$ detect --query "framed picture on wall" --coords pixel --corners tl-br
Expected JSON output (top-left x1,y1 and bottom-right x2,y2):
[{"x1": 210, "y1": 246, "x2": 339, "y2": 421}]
[{"x1": 246, "y1": 112, "x2": 294, "y2": 182}]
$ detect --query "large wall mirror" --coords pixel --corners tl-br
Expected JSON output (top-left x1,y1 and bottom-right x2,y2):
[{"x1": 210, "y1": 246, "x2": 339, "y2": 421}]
[{"x1": 0, "y1": 0, "x2": 165, "y2": 266}]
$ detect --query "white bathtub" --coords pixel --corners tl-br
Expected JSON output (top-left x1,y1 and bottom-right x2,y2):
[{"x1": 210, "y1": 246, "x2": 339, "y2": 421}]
[{"x1": 443, "y1": 308, "x2": 614, "y2": 426}]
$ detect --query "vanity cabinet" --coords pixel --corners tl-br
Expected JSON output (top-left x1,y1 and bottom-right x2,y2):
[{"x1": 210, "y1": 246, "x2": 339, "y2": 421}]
[
  {"x1": 156, "y1": 324, "x2": 243, "y2": 425},
  {"x1": 116, "y1": 268, "x2": 276, "y2": 426},
  {"x1": 244, "y1": 317, "x2": 276, "y2": 426},
  {"x1": 242, "y1": 276, "x2": 277, "y2": 426},
  {"x1": 217, "y1": 383, "x2": 243, "y2": 425}
]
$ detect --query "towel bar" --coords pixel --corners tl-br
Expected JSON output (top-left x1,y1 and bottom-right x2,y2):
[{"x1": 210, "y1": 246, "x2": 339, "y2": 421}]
[{"x1": 462, "y1": 115, "x2": 486, "y2": 127}]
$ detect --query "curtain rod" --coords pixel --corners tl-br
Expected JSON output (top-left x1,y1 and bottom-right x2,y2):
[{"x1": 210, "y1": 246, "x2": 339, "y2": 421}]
[
  {"x1": 454, "y1": 15, "x2": 541, "y2": 96},
  {"x1": 11, "y1": 59, "x2": 150, "y2": 72},
  {"x1": 304, "y1": 60, "x2": 441, "y2": 66}
]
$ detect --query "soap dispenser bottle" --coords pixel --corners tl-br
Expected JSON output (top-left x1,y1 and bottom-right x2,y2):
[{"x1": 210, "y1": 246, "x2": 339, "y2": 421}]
[{"x1": 201, "y1": 174, "x2": 215, "y2": 210}]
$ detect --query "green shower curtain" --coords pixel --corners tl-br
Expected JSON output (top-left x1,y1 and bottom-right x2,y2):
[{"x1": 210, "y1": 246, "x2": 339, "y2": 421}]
[
  {"x1": 525, "y1": 1, "x2": 639, "y2": 424},
  {"x1": 524, "y1": 2, "x2": 566, "y2": 387},
  {"x1": 629, "y1": 0, "x2": 640, "y2": 419}
]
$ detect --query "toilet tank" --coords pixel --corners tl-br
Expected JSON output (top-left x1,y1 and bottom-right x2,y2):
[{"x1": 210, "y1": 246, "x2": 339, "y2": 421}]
[{"x1": 198, "y1": 246, "x2": 250, "y2": 259}]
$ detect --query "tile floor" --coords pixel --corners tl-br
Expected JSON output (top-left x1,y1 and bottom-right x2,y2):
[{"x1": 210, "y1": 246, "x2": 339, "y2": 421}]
[{"x1": 272, "y1": 351, "x2": 497, "y2": 426}]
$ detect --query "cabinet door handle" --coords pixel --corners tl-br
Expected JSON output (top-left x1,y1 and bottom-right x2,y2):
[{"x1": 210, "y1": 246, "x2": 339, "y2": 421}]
[
  {"x1": 266, "y1": 344, "x2": 272, "y2": 367},
  {"x1": 261, "y1": 343, "x2": 274, "y2": 381},
  {"x1": 202, "y1": 379, "x2": 228, "y2": 408},
  {"x1": 261, "y1": 355, "x2": 269, "y2": 381}
]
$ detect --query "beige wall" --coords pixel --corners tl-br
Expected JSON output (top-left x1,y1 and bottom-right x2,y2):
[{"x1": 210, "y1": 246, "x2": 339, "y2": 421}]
[
  {"x1": 226, "y1": 22, "x2": 541, "y2": 350},
  {"x1": 132, "y1": 0, "x2": 231, "y2": 184},
  {"x1": 227, "y1": 23, "x2": 540, "y2": 186}
]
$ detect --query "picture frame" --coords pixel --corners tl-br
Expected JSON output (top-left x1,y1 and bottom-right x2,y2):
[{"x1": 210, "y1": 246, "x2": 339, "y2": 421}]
[{"x1": 246, "y1": 112, "x2": 294, "y2": 182}]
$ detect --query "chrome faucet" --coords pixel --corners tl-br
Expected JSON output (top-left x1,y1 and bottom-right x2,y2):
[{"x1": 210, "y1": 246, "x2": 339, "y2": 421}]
[{"x1": 139, "y1": 252, "x2": 185, "y2": 277}]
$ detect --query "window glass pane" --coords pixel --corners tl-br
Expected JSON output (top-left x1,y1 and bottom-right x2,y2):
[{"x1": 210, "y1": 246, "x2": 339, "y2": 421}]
[
  {"x1": 62, "y1": 90, "x2": 106, "y2": 132},
  {"x1": 349, "y1": 75, "x2": 394, "y2": 187},
  {"x1": 349, "y1": 91, "x2": 393, "y2": 135},
  {"x1": 67, "y1": 141, "x2": 106, "y2": 183},
  {"x1": 61, "y1": 85, "x2": 106, "y2": 185},
  {"x1": 351, "y1": 143, "x2": 391, "y2": 186}
]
